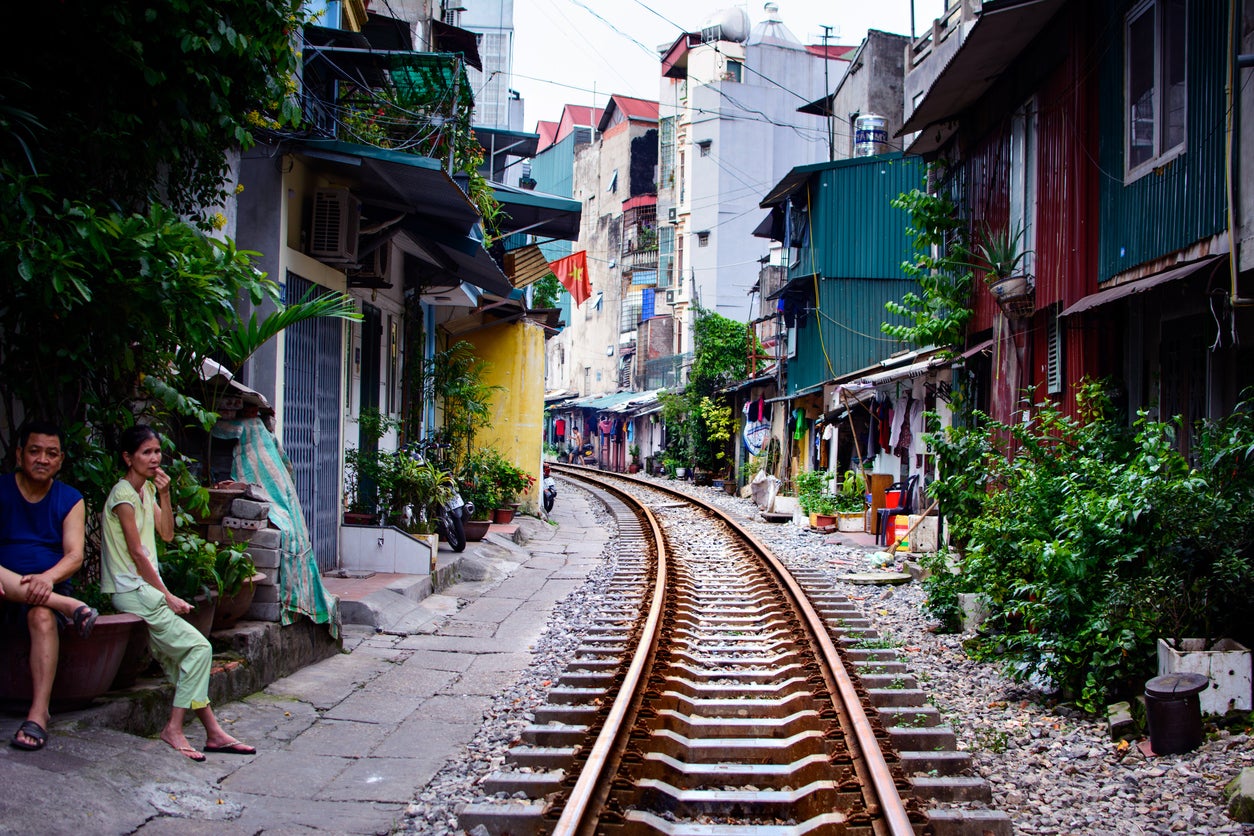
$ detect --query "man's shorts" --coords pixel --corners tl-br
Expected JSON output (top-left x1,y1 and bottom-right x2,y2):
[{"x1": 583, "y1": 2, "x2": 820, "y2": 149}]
[{"x1": 0, "y1": 579, "x2": 75, "y2": 630}]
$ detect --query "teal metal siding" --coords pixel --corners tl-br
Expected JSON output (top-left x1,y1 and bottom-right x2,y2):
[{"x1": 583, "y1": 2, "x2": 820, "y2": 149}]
[
  {"x1": 1097, "y1": 0, "x2": 1228, "y2": 282},
  {"x1": 792, "y1": 154, "x2": 924, "y2": 282},
  {"x1": 783, "y1": 153, "x2": 922, "y2": 394},
  {"x1": 787, "y1": 277, "x2": 918, "y2": 394},
  {"x1": 532, "y1": 136, "x2": 576, "y2": 265}
]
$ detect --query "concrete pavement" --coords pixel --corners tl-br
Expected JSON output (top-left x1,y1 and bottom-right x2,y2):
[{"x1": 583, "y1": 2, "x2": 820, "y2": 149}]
[{"x1": 0, "y1": 486, "x2": 608, "y2": 835}]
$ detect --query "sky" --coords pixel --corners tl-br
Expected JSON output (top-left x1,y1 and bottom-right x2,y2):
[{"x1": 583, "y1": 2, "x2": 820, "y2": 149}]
[{"x1": 510, "y1": 0, "x2": 948, "y2": 130}]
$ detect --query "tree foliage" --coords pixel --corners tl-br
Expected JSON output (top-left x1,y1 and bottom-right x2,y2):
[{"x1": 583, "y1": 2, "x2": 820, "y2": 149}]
[
  {"x1": 882, "y1": 172, "x2": 973, "y2": 353},
  {"x1": 5, "y1": 0, "x2": 309, "y2": 219}
]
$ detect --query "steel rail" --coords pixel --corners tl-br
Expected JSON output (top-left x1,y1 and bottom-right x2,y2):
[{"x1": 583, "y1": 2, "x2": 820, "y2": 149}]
[
  {"x1": 549, "y1": 473, "x2": 669, "y2": 836},
  {"x1": 552, "y1": 464, "x2": 919, "y2": 836}
]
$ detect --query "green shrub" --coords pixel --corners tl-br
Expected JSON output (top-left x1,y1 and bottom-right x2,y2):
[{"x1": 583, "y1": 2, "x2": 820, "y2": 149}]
[{"x1": 924, "y1": 384, "x2": 1254, "y2": 712}]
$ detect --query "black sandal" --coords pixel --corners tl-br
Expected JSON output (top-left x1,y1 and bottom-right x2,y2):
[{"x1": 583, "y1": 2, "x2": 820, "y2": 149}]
[{"x1": 72, "y1": 606, "x2": 98, "y2": 639}]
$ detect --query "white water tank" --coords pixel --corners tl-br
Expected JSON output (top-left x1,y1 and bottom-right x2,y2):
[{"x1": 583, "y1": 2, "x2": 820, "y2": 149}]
[
  {"x1": 702, "y1": 7, "x2": 751, "y2": 43},
  {"x1": 854, "y1": 114, "x2": 889, "y2": 157}
]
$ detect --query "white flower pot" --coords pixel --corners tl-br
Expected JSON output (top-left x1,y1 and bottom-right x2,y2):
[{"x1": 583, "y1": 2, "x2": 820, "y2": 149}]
[
  {"x1": 837, "y1": 512, "x2": 864, "y2": 532},
  {"x1": 1157, "y1": 638, "x2": 1252, "y2": 715}
]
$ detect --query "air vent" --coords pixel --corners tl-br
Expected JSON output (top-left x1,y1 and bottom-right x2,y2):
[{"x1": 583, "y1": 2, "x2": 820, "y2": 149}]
[
  {"x1": 667, "y1": 207, "x2": 677, "y2": 222},
  {"x1": 310, "y1": 188, "x2": 360, "y2": 263},
  {"x1": 665, "y1": 290, "x2": 675, "y2": 305}
]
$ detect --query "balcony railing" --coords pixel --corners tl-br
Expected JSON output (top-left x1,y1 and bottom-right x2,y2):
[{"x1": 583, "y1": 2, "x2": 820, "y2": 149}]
[{"x1": 643, "y1": 352, "x2": 692, "y2": 391}]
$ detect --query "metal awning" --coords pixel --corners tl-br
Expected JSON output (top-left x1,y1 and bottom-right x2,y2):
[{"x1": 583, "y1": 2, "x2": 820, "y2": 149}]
[
  {"x1": 766, "y1": 272, "x2": 818, "y2": 301},
  {"x1": 475, "y1": 126, "x2": 540, "y2": 159},
  {"x1": 492, "y1": 182, "x2": 583, "y2": 240},
  {"x1": 295, "y1": 139, "x2": 481, "y2": 231},
  {"x1": 898, "y1": 0, "x2": 1068, "y2": 140},
  {"x1": 1060, "y1": 256, "x2": 1225, "y2": 317},
  {"x1": 401, "y1": 219, "x2": 513, "y2": 297},
  {"x1": 431, "y1": 19, "x2": 483, "y2": 70}
]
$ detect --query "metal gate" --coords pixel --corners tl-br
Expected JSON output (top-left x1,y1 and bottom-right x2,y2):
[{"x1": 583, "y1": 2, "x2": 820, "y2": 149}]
[{"x1": 283, "y1": 273, "x2": 344, "y2": 572}]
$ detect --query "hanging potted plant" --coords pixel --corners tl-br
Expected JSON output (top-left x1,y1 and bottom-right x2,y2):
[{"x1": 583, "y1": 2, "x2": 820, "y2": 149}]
[{"x1": 964, "y1": 222, "x2": 1035, "y2": 319}]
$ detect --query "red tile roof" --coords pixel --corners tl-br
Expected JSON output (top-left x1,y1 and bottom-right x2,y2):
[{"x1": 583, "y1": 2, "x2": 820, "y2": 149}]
[
  {"x1": 805, "y1": 44, "x2": 859, "y2": 60},
  {"x1": 556, "y1": 105, "x2": 605, "y2": 143},
  {"x1": 535, "y1": 120, "x2": 559, "y2": 152}
]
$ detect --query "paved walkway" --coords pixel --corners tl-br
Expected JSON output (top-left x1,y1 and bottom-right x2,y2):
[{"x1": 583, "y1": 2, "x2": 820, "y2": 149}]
[{"x1": 0, "y1": 487, "x2": 608, "y2": 835}]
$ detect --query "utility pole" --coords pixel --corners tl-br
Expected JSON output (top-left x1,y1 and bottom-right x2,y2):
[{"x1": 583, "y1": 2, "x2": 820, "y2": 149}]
[{"x1": 820, "y1": 24, "x2": 834, "y2": 162}]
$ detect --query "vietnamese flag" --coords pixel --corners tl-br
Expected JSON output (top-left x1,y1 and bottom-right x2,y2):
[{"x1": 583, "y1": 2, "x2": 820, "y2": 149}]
[{"x1": 550, "y1": 251, "x2": 591, "y2": 307}]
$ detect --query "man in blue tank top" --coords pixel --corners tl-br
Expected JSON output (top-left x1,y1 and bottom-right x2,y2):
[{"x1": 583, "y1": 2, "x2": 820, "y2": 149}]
[{"x1": 0, "y1": 421, "x2": 88, "y2": 750}]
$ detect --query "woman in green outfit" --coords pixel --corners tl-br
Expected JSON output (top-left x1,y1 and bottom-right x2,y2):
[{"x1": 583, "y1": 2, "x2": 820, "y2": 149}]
[{"x1": 101, "y1": 425, "x2": 256, "y2": 761}]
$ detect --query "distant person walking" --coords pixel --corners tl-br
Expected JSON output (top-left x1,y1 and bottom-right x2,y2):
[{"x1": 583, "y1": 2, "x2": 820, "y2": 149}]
[{"x1": 101, "y1": 425, "x2": 255, "y2": 762}]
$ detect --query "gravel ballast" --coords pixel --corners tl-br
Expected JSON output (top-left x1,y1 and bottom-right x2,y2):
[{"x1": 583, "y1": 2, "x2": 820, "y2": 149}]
[{"x1": 404, "y1": 474, "x2": 1254, "y2": 836}]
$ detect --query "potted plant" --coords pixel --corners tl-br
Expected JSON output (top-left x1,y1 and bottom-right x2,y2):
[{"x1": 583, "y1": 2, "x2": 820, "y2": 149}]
[
  {"x1": 794, "y1": 469, "x2": 827, "y2": 526},
  {"x1": 628, "y1": 444, "x2": 641, "y2": 473},
  {"x1": 211, "y1": 542, "x2": 261, "y2": 630},
  {"x1": 810, "y1": 493, "x2": 838, "y2": 528},
  {"x1": 963, "y1": 222, "x2": 1034, "y2": 318},
  {"x1": 160, "y1": 531, "x2": 221, "y2": 637},
  {"x1": 833, "y1": 469, "x2": 868, "y2": 532},
  {"x1": 342, "y1": 408, "x2": 401, "y2": 524}
]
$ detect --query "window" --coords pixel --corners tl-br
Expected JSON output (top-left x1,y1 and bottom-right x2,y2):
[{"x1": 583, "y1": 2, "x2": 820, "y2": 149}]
[
  {"x1": 725, "y1": 59, "x2": 743, "y2": 83},
  {"x1": 697, "y1": 139, "x2": 712, "y2": 157},
  {"x1": 696, "y1": 231, "x2": 710, "y2": 247},
  {"x1": 1046, "y1": 305, "x2": 1063, "y2": 395},
  {"x1": 1125, "y1": 0, "x2": 1186, "y2": 179},
  {"x1": 607, "y1": 169, "x2": 618, "y2": 193}
]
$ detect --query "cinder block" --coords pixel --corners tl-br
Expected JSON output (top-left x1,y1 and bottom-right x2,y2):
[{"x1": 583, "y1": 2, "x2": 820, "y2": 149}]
[
  {"x1": 1107, "y1": 700, "x2": 1136, "y2": 740},
  {"x1": 247, "y1": 528, "x2": 281, "y2": 550},
  {"x1": 253, "y1": 584, "x2": 280, "y2": 604},
  {"x1": 255, "y1": 566, "x2": 280, "y2": 586},
  {"x1": 223, "y1": 516, "x2": 267, "y2": 530},
  {"x1": 230, "y1": 498, "x2": 271, "y2": 521},
  {"x1": 248, "y1": 547, "x2": 280, "y2": 569},
  {"x1": 245, "y1": 602, "x2": 281, "y2": 622}
]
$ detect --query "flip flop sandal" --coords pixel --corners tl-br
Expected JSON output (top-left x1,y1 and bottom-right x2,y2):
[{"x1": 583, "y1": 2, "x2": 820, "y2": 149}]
[
  {"x1": 11, "y1": 720, "x2": 48, "y2": 751},
  {"x1": 72, "y1": 606, "x2": 98, "y2": 639},
  {"x1": 166, "y1": 742, "x2": 206, "y2": 762},
  {"x1": 203, "y1": 740, "x2": 257, "y2": 755}
]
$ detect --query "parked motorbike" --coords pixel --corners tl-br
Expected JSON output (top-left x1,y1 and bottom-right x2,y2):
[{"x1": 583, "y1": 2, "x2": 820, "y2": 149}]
[
  {"x1": 403, "y1": 440, "x2": 472, "y2": 553},
  {"x1": 542, "y1": 462, "x2": 556, "y2": 513}
]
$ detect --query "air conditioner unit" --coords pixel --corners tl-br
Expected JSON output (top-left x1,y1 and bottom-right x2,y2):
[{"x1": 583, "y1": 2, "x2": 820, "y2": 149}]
[
  {"x1": 665, "y1": 290, "x2": 675, "y2": 305},
  {"x1": 349, "y1": 241, "x2": 401, "y2": 289},
  {"x1": 310, "y1": 188, "x2": 360, "y2": 263},
  {"x1": 667, "y1": 207, "x2": 677, "y2": 222}
]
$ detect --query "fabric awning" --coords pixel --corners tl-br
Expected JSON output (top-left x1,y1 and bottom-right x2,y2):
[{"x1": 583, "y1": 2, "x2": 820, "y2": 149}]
[
  {"x1": 1060, "y1": 256, "x2": 1225, "y2": 317},
  {"x1": 899, "y1": 0, "x2": 1068, "y2": 140},
  {"x1": 431, "y1": 19, "x2": 483, "y2": 70}
]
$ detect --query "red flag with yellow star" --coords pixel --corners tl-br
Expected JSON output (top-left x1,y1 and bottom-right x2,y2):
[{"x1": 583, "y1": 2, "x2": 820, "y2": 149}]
[{"x1": 550, "y1": 251, "x2": 591, "y2": 307}]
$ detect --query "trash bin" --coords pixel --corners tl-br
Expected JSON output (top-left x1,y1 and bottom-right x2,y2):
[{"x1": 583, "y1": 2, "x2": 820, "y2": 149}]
[{"x1": 1145, "y1": 672, "x2": 1209, "y2": 755}]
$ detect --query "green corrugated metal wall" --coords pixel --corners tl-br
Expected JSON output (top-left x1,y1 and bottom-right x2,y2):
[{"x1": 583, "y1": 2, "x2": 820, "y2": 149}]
[
  {"x1": 1096, "y1": 0, "x2": 1228, "y2": 282},
  {"x1": 785, "y1": 154, "x2": 923, "y2": 394},
  {"x1": 793, "y1": 154, "x2": 924, "y2": 280},
  {"x1": 787, "y1": 277, "x2": 917, "y2": 394}
]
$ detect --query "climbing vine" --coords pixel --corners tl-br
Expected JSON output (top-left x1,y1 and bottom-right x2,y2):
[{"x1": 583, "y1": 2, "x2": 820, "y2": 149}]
[{"x1": 881, "y1": 168, "x2": 973, "y2": 353}]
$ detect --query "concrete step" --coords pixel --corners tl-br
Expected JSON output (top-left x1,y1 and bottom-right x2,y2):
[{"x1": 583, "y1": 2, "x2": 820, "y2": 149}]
[
  {"x1": 481, "y1": 769, "x2": 565, "y2": 798},
  {"x1": 925, "y1": 808, "x2": 1014, "y2": 836},
  {"x1": 456, "y1": 799, "x2": 549, "y2": 836}
]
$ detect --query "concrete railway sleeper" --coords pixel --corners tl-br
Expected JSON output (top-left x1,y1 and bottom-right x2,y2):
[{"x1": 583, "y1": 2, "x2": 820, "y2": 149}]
[{"x1": 459, "y1": 467, "x2": 1010, "y2": 836}]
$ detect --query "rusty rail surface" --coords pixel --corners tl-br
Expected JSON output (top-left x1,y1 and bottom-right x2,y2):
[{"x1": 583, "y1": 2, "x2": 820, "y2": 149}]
[{"x1": 549, "y1": 465, "x2": 919, "y2": 836}]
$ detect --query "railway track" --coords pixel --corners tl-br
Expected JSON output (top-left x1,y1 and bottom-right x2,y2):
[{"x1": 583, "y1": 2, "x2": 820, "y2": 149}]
[{"x1": 459, "y1": 467, "x2": 1011, "y2": 836}]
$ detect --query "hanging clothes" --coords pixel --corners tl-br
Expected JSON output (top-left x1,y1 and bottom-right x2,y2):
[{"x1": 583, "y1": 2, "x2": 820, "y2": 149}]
[
  {"x1": 888, "y1": 395, "x2": 908, "y2": 450},
  {"x1": 877, "y1": 398, "x2": 893, "y2": 451},
  {"x1": 598, "y1": 416, "x2": 613, "y2": 436},
  {"x1": 793, "y1": 408, "x2": 806, "y2": 441},
  {"x1": 866, "y1": 398, "x2": 880, "y2": 458}
]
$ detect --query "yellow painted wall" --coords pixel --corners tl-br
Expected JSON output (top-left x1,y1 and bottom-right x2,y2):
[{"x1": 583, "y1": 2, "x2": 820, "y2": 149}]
[{"x1": 466, "y1": 319, "x2": 546, "y2": 515}]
